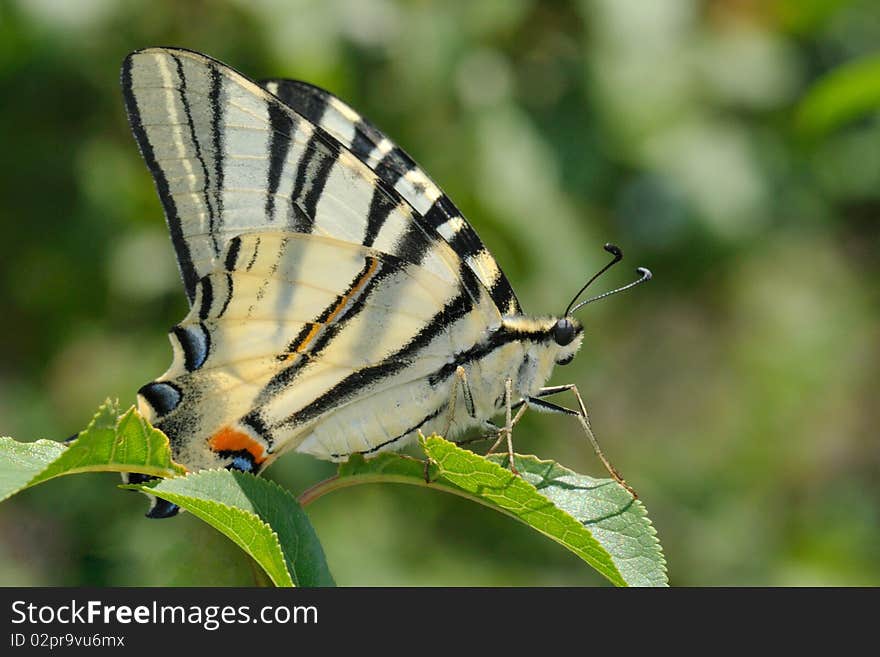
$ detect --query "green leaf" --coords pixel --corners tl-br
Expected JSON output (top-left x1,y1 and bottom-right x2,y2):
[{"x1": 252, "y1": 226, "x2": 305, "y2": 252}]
[
  {"x1": 0, "y1": 399, "x2": 185, "y2": 502},
  {"x1": 0, "y1": 437, "x2": 67, "y2": 503},
  {"x1": 796, "y1": 53, "x2": 880, "y2": 138},
  {"x1": 129, "y1": 470, "x2": 334, "y2": 587},
  {"x1": 487, "y1": 453, "x2": 667, "y2": 587},
  {"x1": 425, "y1": 438, "x2": 623, "y2": 586},
  {"x1": 1, "y1": 400, "x2": 332, "y2": 587},
  {"x1": 334, "y1": 437, "x2": 667, "y2": 586}
]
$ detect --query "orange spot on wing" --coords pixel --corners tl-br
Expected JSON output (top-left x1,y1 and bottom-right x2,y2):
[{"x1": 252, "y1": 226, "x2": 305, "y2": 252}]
[{"x1": 208, "y1": 426, "x2": 267, "y2": 464}]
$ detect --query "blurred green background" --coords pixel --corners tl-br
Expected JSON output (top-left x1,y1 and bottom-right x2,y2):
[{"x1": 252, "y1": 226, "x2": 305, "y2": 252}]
[{"x1": 1, "y1": 0, "x2": 878, "y2": 586}]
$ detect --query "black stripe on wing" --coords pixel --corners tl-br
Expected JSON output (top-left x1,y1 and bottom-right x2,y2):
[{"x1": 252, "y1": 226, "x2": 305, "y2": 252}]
[
  {"x1": 265, "y1": 103, "x2": 296, "y2": 221},
  {"x1": 121, "y1": 55, "x2": 200, "y2": 304},
  {"x1": 208, "y1": 65, "x2": 225, "y2": 244},
  {"x1": 260, "y1": 78, "x2": 522, "y2": 316},
  {"x1": 290, "y1": 131, "x2": 340, "y2": 233},
  {"x1": 173, "y1": 55, "x2": 220, "y2": 256}
]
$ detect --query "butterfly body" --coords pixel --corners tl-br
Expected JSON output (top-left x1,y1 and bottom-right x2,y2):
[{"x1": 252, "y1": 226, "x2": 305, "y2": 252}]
[{"x1": 124, "y1": 48, "x2": 584, "y2": 477}]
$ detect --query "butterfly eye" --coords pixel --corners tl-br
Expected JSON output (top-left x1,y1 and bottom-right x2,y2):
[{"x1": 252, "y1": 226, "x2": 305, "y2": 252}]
[{"x1": 552, "y1": 318, "x2": 575, "y2": 346}]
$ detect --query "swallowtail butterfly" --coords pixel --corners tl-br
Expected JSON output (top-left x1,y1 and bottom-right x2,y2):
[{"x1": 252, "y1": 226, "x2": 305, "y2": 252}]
[{"x1": 121, "y1": 48, "x2": 650, "y2": 517}]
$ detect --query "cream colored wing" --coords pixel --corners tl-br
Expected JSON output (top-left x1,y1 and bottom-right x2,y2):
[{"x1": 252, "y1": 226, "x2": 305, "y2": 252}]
[
  {"x1": 122, "y1": 47, "x2": 484, "y2": 309},
  {"x1": 137, "y1": 231, "x2": 502, "y2": 471},
  {"x1": 260, "y1": 77, "x2": 521, "y2": 315}
]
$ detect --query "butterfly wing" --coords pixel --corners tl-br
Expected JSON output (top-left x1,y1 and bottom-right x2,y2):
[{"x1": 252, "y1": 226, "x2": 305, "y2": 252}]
[
  {"x1": 123, "y1": 48, "x2": 520, "y2": 471},
  {"x1": 122, "y1": 48, "x2": 475, "y2": 306},
  {"x1": 139, "y1": 231, "x2": 503, "y2": 470},
  {"x1": 260, "y1": 78, "x2": 521, "y2": 315}
]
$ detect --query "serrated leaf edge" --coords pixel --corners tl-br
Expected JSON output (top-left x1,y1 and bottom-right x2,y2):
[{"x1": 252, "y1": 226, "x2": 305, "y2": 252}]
[
  {"x1": 423, "y1": 436, "x2": 628, "y2": 586},
  {"x1": 489, "y1": 451, "x2": 668, "y2": 576}
]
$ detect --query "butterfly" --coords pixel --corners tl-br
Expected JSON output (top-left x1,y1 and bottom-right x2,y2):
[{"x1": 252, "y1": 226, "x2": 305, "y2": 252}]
[{"x1": 121, "y1": 48, "x2": 650, "y2": 517}]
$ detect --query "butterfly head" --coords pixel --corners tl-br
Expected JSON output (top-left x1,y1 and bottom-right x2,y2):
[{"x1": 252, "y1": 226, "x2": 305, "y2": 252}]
[
  {"x1": 496, "y1": 315, "x2": 584, "y2": 399},
  {"x1": 551, "y1": 316, "x2": 583, "y2": 366},
  {"x1": 550, "y1": 243, "x2": 652, "y2": 366}
]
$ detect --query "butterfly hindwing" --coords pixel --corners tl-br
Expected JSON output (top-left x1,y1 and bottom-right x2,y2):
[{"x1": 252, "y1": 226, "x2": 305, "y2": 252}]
[
  {"x1": 141, "y1": 231, "x2": 503, "y2": 469},
  {"x1": 261, "y1": 77, "x2": 521, "y2": 315}
]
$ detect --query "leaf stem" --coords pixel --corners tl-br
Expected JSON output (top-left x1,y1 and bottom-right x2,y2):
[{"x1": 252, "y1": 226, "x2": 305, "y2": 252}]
[
  {"x1": 297, "y1": 474, "x2": 342, "y2": 507},
  {"x1": 297, "y1": 468, "x2": 524, "y2": 526},
  {"x1": 298, "y1": 472, "x2": 445, "y2": 507}
]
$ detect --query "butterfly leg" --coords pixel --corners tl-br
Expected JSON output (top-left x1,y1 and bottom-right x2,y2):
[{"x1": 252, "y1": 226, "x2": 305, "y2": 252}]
[
  {"x1": 531, "y1": 384, "x2": 577, "y2": 398},
  {"x1": 484, "y1": 378, "x2": 521, "y2": 475},
  {"x1": 461, "y1": 369, "x2": 477, "y2": 421},
  {"x1": 420, "y1": 429, "x2": 435, "y2": 484},
  {"x1": 443, "y1": 366, "x2": 477, "y2": 436},
  {"x1": 519, "y1": 384, "x2": 636, "y2": 498},
  {"x1": 486, "y1": 384, "x2": 528, "y2": 454},
  {"x1": 425, "y1": 366, "x2": 479, "y2": 483}
]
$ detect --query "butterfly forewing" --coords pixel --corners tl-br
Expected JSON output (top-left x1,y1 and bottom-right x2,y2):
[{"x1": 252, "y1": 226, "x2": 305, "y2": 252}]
[
  {"x1": 123, "y1": 48, "x2": 474, "y2": 304},
  {"x1": 260, "y1": 77, "x2": 521, "y2": 316}
]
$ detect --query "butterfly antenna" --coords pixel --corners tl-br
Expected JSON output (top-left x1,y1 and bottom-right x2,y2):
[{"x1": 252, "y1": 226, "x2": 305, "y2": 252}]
[
  {"x1": 569, "y1": 267, "x2": 652, "y2": 314},
  {"x1": 563, "y1": 243, "x2": 624, "y2": 317}
]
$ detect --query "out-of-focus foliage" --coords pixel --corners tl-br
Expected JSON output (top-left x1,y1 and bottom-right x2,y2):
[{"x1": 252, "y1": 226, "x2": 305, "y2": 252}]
[
  {"x1": 796, "y1": 53, "x2": 880, "y2": 137},
  {"x1": 1, "y1": 0, "x2": 877, "y2": 586}
]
